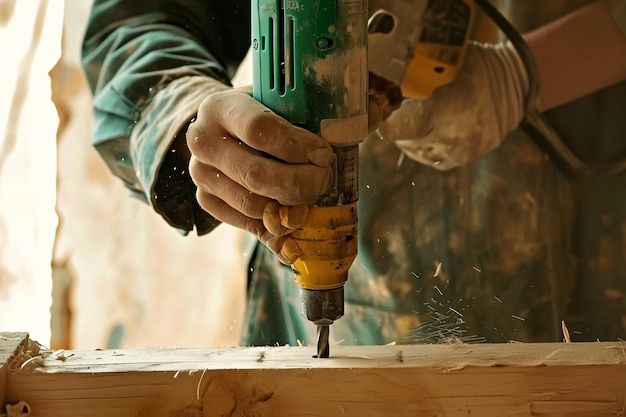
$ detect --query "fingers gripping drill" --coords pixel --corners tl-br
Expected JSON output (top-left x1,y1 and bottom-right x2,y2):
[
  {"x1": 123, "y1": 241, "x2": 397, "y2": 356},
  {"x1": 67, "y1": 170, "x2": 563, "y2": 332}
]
[{"x1": 252, "y1": 0, "x2": 368, "y2": 358}]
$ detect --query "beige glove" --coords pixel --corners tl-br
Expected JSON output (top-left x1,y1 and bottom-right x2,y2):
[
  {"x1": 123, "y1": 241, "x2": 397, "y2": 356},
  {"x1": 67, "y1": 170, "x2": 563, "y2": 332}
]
[{"x1": 377, "y1": 41, "x2": 529, "y2": 170}]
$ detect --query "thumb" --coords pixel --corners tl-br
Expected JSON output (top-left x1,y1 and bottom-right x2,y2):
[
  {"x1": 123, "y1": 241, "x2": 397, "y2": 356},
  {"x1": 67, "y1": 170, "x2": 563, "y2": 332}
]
[{"x1": 376, "y1": 98, "x2": 433, "y2": 141}]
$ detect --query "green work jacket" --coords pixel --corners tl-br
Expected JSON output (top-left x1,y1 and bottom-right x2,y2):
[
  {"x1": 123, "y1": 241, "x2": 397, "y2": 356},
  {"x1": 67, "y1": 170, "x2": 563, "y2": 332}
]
[{"x1": 83, "y1": 0, "x2": 626, "y2": 347}]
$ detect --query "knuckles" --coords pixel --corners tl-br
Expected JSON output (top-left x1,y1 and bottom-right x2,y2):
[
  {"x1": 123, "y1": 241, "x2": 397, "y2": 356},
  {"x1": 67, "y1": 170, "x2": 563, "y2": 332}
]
[
  {"x1": 241, "y1": 110, "x2": 284, "y2": 149},
  {"x1": 238, "y1": 196, "x2": 262, "y2": 219}
]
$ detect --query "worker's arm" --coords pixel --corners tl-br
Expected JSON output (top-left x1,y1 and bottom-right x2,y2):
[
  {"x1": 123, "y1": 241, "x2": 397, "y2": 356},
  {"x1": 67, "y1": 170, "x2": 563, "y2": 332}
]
[
  {"x1": 82, "y1": 0, "x2": 336, "y2": 261},
  {"x1": 379, "y1": 0, "x2": 626, "y2": 170},
  {"x1": 185, "y1": 89, "x2": 334, "y2": 263},
  {"x1": 527, "y1": 0, "x2": 626, "y2": 110},
  {"x1": 82, "y1": 0, "x2": 248, "y2": 234}
]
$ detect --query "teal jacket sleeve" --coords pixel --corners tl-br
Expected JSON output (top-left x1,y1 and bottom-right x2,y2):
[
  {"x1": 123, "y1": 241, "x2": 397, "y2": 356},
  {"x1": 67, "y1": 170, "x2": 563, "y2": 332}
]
[{"x1": 81, "y1": 0, "x2": 250, "y2": 234}]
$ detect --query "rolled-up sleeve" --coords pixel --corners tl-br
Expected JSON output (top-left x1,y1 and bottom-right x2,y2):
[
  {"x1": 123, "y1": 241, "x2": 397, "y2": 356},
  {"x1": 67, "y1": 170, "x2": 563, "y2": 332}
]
[{"x1": 82, "y1": 1, "x2": 248, "y2": 234}]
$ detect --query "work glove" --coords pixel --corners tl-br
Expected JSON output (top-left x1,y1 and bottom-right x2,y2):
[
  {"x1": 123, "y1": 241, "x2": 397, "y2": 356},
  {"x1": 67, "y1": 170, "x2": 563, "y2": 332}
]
[{"x1": 377, "y1": 41, "x2": 529, "y2": 170}]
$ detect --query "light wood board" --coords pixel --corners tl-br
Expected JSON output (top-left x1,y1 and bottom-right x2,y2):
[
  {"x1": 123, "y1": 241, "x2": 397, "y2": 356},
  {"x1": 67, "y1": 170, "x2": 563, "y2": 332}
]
[{"x1": 2, "y1": 333, "x2": 626, "y2": 417}]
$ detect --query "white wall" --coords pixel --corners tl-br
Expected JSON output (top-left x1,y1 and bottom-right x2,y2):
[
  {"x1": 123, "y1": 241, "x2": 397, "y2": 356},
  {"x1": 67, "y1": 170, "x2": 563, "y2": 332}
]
[
  {"x1": 1, "y1": 0, "x2": 248, "y2": 349},
  {"x1": 0, "y1": 0, "x2": 63, "y2": 346}
]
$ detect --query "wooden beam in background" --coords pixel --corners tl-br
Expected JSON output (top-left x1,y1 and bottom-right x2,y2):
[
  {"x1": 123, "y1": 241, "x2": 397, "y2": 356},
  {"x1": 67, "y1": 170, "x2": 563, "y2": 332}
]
[{"x1": 2, "y1": 333, "x2": 626, "y2": 417}]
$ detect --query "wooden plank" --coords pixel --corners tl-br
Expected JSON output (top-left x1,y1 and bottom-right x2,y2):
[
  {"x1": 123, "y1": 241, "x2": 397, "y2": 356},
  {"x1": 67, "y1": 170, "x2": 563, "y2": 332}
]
[
  {"x1": 4, "y1": 339, "x2": 626, "y2": 417},
  {"x1": 0, "y1": 333, "x2": 30, "y2": 412}
]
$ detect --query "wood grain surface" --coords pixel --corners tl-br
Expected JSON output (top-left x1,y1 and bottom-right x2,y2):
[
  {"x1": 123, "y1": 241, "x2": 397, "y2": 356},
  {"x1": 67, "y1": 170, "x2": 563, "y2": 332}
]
[{"x1": 2, "y1": 333, "x2": 626, "y2": 417}]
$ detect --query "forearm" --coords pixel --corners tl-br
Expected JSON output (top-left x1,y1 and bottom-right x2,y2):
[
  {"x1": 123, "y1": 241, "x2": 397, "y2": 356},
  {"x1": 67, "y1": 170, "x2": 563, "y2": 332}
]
[
  {"x1": 82, "y1": 21, "x2": 231, "y2": 186},
  {"x1": 135, "y1": 75, "x2": 229, "y2": 234},
  {"x1": 524, "y1": 0, "x2": 626, "y2": 111},
  {"x1": 82, "y1": 0, "x2": 245, "y2": 233}
]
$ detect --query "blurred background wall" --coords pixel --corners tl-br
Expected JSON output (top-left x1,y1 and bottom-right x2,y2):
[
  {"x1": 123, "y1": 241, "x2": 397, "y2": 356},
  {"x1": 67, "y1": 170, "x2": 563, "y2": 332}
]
[
  {"x1": 0, "y1": 0, "x2": 61, "y2": 346},
  {"x1": 0, "y1": 0, "x2": 247, "y2": 349}
]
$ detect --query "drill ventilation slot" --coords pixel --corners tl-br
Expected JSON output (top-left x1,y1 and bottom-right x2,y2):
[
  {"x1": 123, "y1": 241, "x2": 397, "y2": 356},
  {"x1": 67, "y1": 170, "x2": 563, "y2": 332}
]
[{"x1": 264, "y1": 0, "x2": 295, "y2": 95}]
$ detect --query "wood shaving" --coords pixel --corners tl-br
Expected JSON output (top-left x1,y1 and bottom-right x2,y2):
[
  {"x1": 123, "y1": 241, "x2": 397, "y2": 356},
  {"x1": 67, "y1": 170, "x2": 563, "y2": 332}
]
[
  {"x1": 7, "y1": 339, "x2": 45, "y2": 373},
  {"x1": 561, "y1": 321, "x2": 571, "y2": 343},
  {"x1": 196, "y1": 368, "x2": 208, "y2": 401},
  {"x1": 48, "y1": 349, "x2": 73, "y2": 361},
  {"x1": 443, "y1": 363, "x2": 467, "y2": 372},
  {"x1": 434, "y1": 262, "x2": 442, "y2": 277}
]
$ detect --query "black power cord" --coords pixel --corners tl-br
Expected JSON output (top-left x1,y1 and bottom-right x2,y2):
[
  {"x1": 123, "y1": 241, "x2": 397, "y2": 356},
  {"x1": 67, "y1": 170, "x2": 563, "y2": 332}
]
[{"x1": 474, "y1": 0, "x2": 626, "y2": 178}]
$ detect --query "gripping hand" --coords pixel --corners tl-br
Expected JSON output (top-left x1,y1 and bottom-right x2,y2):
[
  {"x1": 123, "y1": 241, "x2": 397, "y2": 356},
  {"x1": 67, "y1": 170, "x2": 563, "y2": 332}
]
[
  {"x1": 377, "y1": 41, "x2": 529, "y2": 170},
  {"x1": 186, "y1": 87, "x2": 334, "y2": 264}
]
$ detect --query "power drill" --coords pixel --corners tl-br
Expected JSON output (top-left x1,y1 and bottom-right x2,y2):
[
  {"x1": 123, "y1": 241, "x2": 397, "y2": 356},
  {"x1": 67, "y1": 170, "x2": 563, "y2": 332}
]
[
  {"x1": 369, "y1": 0, "x2": 475, "y2": 104},
  {"x1": 252, "y1": 0, "x2": 368, "y2": 358},
  {"x1": 251, "y1": 0, "x2": 474, "y2": 358}
]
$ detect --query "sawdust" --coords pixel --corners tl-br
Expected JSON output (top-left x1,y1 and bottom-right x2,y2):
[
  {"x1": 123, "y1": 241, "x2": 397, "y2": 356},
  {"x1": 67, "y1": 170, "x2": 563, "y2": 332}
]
[{"x1": 407, "y1": 277, "x2": 487, "y2": 345}]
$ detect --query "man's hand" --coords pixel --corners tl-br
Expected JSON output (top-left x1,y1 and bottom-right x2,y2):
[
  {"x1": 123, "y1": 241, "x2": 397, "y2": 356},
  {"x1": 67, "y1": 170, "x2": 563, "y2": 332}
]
[
  {"x1": 186, "y1": 87, "x2": 334, "y2": 264},
  {"x1": 377, "y1": 41, "x2": 529, "y2": 170}
]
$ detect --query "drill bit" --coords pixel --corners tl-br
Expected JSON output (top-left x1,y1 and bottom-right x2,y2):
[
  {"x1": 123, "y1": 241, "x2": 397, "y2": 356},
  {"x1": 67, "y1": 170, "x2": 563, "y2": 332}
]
[{"x1": 316, "y1": 325, "x2": 330, "y2": 358}]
